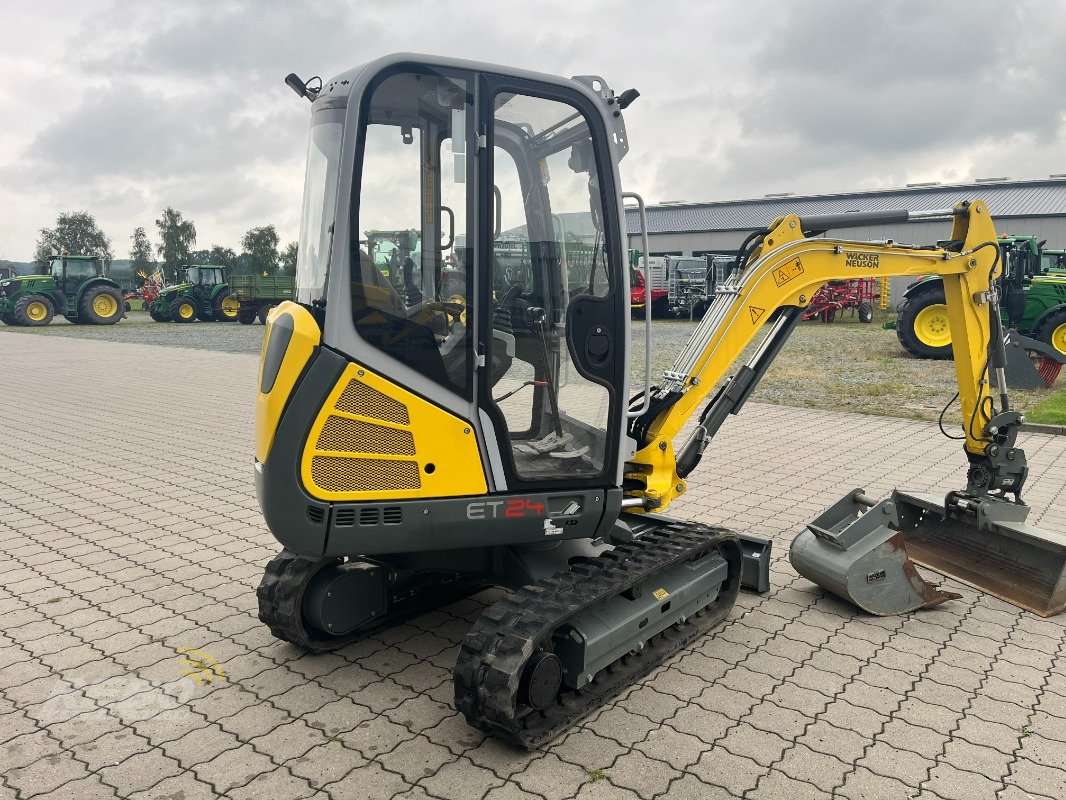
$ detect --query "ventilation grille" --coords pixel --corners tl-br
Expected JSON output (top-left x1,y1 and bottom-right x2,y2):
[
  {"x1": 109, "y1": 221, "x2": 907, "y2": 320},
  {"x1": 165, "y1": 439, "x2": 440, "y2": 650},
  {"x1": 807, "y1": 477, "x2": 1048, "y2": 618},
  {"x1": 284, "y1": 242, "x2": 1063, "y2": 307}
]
[
  {"x1": 316, "y1": 415, "x2": 415, "y2": 455},
  {"x1": 306, "y1": 505, "x2": 325, "y2": 524},
  {"x1": 331, "y1": 506, "x2": 406, "y2": 527},
  {"x1": 310, "y1": 456, "x2": 421, "y2": 493},
  {"x1": 334, "y1": 379, "x2": 410, "y2": 425}
]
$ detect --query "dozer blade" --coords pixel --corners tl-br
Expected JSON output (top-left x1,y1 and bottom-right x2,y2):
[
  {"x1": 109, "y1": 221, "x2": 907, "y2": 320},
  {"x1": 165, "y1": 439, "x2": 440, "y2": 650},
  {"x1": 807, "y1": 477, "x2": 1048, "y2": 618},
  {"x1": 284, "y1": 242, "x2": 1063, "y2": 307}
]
[
  {"x1": 895, "y1": 490, "x2": 1066, "y2": 617},
  {"x1": 789, "y1": 489, "x2": 961, "y2": 616}
]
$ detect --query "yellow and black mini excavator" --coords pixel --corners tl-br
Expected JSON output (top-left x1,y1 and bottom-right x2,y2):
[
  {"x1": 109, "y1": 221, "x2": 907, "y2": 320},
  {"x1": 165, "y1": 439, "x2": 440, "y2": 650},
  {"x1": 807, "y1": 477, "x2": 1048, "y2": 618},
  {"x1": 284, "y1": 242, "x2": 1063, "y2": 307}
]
[{"x1": 255, "y1": 55, "x2": 1066, "y2": 748}]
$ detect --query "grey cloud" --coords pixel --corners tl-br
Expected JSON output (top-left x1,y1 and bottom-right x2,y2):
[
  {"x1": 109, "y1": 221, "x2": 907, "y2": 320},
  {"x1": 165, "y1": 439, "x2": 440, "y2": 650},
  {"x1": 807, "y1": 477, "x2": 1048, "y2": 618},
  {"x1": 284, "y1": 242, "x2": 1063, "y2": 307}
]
[{"x1": 2, "y1": 0, "x2": 1065, "y2": 258}]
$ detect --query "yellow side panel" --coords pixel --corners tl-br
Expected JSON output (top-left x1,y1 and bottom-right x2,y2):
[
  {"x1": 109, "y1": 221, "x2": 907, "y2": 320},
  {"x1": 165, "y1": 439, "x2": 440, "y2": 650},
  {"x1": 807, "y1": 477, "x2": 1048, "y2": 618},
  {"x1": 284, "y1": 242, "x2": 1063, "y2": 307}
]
[
  {"x1": 301, "y1": 363, "x2": 487, "y2": 501},
  {"x1": 255, "y1": 302, "x2": 321, "y2": 464}
]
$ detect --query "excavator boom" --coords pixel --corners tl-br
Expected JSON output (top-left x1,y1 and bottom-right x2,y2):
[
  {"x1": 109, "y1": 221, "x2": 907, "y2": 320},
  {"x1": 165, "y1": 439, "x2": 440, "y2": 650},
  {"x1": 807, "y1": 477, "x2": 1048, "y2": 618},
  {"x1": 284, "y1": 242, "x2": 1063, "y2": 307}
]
[
  {"x1": 623, "y1": 200, "x2": 1063, "y2": 616},
  {"x1": 627, "y1": 201, "x2": 1004, "y2": 507}
]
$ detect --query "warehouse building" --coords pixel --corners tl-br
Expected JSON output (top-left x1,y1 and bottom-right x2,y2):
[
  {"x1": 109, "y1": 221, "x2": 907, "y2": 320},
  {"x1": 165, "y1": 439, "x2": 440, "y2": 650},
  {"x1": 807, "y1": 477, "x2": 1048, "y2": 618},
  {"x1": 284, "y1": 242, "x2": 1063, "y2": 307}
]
[{"x1": 624, "y1": 177, "x2": 1066, "y2": 298}]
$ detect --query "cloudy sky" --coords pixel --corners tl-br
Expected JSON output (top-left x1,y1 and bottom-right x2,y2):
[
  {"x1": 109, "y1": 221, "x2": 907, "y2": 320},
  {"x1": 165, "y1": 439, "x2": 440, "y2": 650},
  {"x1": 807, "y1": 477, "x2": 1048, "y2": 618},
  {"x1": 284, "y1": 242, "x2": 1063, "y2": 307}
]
[{"x1": 2, "y1": 0, "x2": 1064, "y2": 260}]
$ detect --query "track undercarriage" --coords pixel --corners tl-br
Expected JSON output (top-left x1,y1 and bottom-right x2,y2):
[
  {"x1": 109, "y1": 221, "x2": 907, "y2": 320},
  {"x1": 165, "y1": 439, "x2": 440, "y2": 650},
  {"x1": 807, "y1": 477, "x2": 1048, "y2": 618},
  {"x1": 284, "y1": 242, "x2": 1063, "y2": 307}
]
[{"x1": 257, "y1": 519, "x2": 745, "y2": 748}]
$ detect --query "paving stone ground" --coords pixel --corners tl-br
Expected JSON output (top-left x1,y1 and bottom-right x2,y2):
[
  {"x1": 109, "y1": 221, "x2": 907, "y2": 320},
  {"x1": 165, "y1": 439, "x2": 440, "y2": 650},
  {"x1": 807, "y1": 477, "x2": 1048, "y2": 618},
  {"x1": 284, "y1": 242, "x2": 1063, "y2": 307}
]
[{"x1": 1, "y1": 334, "x2": 1064, "y2": 800}]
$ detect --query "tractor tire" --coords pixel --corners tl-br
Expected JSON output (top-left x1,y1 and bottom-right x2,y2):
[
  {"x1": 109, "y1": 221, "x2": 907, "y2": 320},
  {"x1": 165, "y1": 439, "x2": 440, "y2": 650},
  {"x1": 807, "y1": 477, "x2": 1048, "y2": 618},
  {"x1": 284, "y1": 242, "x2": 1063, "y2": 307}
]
[
  {"x1": 896, "y1": 286, "x2": 952, "y2": 359},
  {"x1": 65, "y1": 315, "x2": 81, "y2": 324},
  {"x1": 14, "y1": 294, "x2": 54, "y2": 327},
  {"x1": 0, "y1": 312, "x2": 16, "y2": 325},
  {"x1": 80, "y1": 285, "x2": 125, "y2": 325},
  {"x1": 257, "y1": 304, "x2": 274, "y2": 325},
  {"x1": 169, "y1": 298, "x2": 199, "y2": 323},
  {"x1": 214, "y1": 293, "x2": 240, "y2": 322},
  {"x1": 237, "y1": 308, "x2": 256, "y2": 325},
  {"x1": 1036, "y1": 307, "x2": 1066, "y2": 358},
  {"x1": 149, "y1": 307, "x2": 169, "y2": 322},
  {"x1": 858, "y1": 299, "x2": 874, "y2": 323}
]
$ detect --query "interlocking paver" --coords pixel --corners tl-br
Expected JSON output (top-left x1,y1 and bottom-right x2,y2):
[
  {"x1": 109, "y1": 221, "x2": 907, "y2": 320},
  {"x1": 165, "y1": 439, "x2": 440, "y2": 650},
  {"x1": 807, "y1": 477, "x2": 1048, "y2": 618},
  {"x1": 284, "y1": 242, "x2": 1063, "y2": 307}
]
[
  {"x1": 2, "y1": 334, "x2": 1064, "y2": 800},
  {"x1": 419, "y1": 756, "x2": 506, "y2": 799}
]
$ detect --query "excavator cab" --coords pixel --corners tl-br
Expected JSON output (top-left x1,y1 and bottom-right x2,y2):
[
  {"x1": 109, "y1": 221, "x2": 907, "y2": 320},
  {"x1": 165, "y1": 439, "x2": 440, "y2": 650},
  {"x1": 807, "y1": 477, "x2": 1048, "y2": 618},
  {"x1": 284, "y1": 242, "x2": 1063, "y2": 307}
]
[{"x1": 311, "y1": 61, "x2": 628, "y2": 490}]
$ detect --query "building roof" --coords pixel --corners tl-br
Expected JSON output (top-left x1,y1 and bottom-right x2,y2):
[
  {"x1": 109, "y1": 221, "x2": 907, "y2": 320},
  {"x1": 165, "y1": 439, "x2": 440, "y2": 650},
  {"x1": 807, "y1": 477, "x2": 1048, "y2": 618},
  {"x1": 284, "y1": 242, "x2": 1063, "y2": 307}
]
[{"x1": 624, "y1": 178, "x2": 1066, "y2": 235}]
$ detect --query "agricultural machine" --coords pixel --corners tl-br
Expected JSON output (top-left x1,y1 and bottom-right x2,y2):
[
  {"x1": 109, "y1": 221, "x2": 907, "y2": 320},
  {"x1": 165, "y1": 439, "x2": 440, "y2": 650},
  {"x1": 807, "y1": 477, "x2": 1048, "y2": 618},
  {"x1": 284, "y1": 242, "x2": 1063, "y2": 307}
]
[
  {"x1": 136, "y1": 269, "x2": 167, "y2": 311},
  {"x1": 148, "y1": 265, "x2": 239, "y2": 323},
  {"x1": 801, "y1": 278, "x2": 876, "y2": 323},
  {"x1": 0, "y1": 254, "x2": 125, "y2": 327},
  {"x1": 893, "y1": 234, "x2": 1066, "y2": 387},
  {"x1": 231, "y1": 274, "x2": 297, "y2": 324},
  {"x1": 629, "y1": 253, "x2": 668, "y2": 316}
]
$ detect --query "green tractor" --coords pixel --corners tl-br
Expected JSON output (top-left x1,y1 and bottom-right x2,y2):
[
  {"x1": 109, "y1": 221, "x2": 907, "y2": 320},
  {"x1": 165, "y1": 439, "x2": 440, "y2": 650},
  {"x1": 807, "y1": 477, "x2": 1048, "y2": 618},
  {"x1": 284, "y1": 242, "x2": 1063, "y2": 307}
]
[
  {"x1": 1042, "y1": 248, "x2": 1066, "y2": 273},
  {"x1": 148, "y1": 265, "x2": 239, "y2": 323},
  {"x1": 0, "y1": 254, "x2": 126, "y2": 327},
  {"x1": 895, "y1": 235, "x2": 1066, "y2": 362}
]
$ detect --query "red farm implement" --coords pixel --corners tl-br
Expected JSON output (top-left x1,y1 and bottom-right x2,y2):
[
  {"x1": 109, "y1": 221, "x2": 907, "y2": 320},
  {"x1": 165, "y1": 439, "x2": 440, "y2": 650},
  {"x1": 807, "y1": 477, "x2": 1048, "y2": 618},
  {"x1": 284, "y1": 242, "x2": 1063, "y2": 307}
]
[{"x1": 802, "y1": 278, "x2": 876, "y2": 323}]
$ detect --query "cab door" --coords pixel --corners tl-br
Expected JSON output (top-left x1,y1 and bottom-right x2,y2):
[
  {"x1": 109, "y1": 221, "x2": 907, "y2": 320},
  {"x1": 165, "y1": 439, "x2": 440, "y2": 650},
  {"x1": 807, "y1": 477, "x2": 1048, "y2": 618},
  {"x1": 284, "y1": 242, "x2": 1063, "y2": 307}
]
[{"x1": 477, "y1": 76, "x2": 627, "y2": 491}]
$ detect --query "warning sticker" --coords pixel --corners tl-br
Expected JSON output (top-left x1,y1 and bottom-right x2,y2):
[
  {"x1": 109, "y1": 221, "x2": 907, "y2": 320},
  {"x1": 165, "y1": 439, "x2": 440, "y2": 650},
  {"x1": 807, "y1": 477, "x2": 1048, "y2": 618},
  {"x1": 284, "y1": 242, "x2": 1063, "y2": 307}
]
[
  {"x1": 773, "y1": 258, "x2": 804, "y2": 287},
  {"x1": 652, "y1": 588, "x2": 670, "y2": 601},
  {"x1": 749, "y1": 306, "x2": 765, "y2": 324}
]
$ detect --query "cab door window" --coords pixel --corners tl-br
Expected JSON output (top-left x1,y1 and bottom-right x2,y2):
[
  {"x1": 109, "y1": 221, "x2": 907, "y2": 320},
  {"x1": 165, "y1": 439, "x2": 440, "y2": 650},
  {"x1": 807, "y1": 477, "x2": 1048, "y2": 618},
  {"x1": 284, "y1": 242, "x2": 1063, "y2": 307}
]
[
  {"x1": 486, "y1": 91, "x2": 616, "y2": 483},
  {"x1": 351, "y1": 70, "x2": 473, "y2": 398}
]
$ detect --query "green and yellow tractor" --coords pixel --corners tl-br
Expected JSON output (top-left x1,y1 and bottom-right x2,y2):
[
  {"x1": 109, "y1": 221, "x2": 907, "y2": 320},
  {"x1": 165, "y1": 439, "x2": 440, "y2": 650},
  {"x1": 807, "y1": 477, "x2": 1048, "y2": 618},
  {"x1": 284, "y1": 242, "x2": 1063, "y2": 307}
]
[
  {"x1": 894, "y1": 235, "x2": 1066, "y2": 361},
  {"x1": 0, "y1": 254, "x2": 126, "y2": 327},
  {"x1": 147, "y1": 265, "x2": 239, "y2": 323}
]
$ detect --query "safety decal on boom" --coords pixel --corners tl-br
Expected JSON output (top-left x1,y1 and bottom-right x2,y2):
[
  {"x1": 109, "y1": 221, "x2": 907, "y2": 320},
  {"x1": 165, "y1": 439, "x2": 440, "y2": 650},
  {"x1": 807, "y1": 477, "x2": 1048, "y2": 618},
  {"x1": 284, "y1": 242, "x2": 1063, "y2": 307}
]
[
  {"x1": 749, "y1": 306, "x2": 765, "y2": 324},
  {"x1": 773, "y1": 258, "x2": 804, "y2": 287}
]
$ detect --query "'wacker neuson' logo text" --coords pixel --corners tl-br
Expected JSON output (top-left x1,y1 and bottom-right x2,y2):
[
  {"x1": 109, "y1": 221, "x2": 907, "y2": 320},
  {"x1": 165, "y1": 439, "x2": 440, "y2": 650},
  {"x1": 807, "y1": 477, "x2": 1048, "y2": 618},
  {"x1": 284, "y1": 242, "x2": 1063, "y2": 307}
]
[{"x1": 845, "y1": 252, "x2": 880, "y2": 269}]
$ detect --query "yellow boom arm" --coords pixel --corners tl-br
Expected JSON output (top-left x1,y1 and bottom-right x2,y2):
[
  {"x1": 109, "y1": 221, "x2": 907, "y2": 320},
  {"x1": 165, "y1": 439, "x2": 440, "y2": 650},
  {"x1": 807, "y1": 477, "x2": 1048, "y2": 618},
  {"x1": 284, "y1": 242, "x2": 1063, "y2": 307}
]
[{"x1": 627, "y1": 200, "x2": 1002, "y2": 509}]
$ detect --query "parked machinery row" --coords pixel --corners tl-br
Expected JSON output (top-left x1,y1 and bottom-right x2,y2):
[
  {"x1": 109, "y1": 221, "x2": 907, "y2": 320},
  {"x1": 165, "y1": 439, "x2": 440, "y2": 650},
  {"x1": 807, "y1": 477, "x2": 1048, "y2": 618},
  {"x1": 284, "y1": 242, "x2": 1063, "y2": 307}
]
[{"x1": 630, "y1": 252, "x2": 736, "y2": 318}]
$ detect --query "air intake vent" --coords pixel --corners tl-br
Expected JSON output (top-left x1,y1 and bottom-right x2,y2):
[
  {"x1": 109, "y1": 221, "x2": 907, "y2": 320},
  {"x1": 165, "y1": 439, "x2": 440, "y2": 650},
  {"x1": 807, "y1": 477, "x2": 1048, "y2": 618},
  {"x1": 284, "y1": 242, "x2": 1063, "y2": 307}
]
[
  {"x1": 306, "y1": 506, "x2": 325, "y2": 524},
  {"x1": 334, "y1": 508, "x2": 356, "y2": 527},
  {"x1": 359, "y1": 507, "x2": 380, "y2": 526},
  {"x1": 310, "y1": 457, "x2": 421, "y2": 493},
  {"x1": 334, "y1": 379, "x2": 410, "y2": 424},
  {"x1": 317, "y1": 415, "x2": 415, "y2": 455},
  {"x1": 383, "y1": 507, "x2": 403, "y2": 525}
]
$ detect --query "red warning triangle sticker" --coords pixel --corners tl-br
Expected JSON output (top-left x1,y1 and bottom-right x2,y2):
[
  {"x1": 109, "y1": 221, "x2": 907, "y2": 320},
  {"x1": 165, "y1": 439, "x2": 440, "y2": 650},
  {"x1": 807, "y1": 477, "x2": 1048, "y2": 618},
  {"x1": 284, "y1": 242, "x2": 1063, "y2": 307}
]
[{"x1": 749, "y1": 306, "x2": 765, "y2": 324}]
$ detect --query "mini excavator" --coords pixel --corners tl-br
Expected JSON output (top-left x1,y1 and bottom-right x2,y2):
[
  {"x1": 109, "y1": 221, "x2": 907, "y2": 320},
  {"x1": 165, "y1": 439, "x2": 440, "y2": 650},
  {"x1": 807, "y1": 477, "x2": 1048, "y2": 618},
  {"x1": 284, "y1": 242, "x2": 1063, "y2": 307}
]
[{"x1": 256, "y1": 55, "x2": 1066, "y2": 748}]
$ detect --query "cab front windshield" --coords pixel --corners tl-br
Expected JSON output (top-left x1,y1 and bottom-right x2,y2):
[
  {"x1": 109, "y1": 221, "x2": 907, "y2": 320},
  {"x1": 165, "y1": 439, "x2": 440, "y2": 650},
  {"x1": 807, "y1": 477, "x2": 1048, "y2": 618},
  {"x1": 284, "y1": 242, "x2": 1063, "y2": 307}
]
[{"x1": 296, "y1": 110, "x2": 344, "y2": 304}]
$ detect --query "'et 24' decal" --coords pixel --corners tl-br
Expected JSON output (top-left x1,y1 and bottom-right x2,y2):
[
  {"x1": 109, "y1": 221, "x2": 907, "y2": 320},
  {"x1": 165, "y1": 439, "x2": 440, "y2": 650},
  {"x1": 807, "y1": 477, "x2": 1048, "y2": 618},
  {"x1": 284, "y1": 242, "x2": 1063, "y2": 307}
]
[{"x1": 466, "y1": 499, "x2": 546, "y2": 519}]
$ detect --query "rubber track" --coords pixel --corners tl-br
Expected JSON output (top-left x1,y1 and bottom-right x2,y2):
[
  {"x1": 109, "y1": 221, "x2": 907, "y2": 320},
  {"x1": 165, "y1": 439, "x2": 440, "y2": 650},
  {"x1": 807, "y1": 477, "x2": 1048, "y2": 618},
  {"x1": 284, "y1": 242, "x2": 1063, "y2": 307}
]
[
  {"x1": 256, "y1": 549, "x2": 481, "y2": 652},
  {"x1": 453, "y1": 521, "x2": 743, "y2": 749}
]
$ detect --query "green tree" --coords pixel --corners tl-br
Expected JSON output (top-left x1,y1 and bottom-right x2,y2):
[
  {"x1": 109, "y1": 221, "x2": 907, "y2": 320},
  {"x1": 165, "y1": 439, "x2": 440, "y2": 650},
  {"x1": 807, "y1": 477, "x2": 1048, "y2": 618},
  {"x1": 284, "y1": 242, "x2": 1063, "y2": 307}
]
[
  {"x1": 155, "y1": 208, "x2": 196, "y2": 281},
  {"x1": 35, "y1": 211, "x2": 114, "y2": 274},
  {"x1": 190, "y1": 245, "x2": 238, "y2": 271},
  {"x1": 241, "y1": 225, "x2": 280, "y2": 276},
  {"x1": 129, "y1": 227, "x2": 154, "y2": 275},
  {"x1": 208, "y1": 245, "x2": 238, "y2": 269},
  {"x1": 279, "y1": 241, "x2": 298, "y2": 277}
]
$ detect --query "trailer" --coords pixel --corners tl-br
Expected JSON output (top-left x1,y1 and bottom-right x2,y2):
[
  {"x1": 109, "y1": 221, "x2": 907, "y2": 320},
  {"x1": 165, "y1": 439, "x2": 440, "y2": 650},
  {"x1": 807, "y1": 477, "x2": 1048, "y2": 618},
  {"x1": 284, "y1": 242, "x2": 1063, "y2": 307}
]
[{"x1": 230, "y1": 274, "x2": 296, "y2": 325}]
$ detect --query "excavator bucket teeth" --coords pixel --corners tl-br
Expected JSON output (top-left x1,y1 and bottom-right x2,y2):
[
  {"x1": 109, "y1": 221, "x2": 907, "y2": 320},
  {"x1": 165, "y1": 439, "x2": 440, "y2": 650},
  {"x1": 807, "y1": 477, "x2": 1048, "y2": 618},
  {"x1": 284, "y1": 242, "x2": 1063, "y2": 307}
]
[
  {"x1": 895, "y1": 491, "x2": 1066, "y2": 618},
  {"x1": 789, "y1": 489, "x2": 961, "y2": 616}
]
